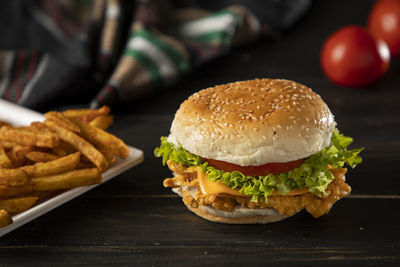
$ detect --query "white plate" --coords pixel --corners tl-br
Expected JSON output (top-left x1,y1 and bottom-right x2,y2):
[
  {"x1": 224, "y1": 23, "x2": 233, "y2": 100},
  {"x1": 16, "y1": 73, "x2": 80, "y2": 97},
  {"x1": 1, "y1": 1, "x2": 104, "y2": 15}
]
[{"x1": 0, "y1": 99, "x2": 144, "y2": 237}]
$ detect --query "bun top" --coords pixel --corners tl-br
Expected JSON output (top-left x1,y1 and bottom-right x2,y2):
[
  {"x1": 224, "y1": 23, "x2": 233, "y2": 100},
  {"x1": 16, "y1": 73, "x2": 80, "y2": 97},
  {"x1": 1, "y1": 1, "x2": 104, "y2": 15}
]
[{"x1": 168, "y1": 78, "x2": 336, "y2": 166}]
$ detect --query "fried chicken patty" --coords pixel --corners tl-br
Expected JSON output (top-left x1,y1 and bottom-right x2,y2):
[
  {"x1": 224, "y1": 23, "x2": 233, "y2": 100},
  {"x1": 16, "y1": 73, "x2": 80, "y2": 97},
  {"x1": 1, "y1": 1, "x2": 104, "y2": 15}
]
[{"x1": 164, "y1": 160, "x2": 351, "y2": 218}]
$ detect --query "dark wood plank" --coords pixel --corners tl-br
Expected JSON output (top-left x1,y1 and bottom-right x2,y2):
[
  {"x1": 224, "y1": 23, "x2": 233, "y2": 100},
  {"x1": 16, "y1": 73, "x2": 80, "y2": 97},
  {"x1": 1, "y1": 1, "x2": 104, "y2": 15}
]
[{"x1": 0, "y1": 245, "x2": 399, "y2": 267}]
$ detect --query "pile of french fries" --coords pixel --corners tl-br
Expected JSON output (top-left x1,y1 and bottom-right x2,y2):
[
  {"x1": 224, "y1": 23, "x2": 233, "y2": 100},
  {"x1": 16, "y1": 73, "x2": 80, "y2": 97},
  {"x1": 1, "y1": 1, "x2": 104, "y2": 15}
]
[{"x1": 0, "y1": 106, "x2": 129, "y2": 228}]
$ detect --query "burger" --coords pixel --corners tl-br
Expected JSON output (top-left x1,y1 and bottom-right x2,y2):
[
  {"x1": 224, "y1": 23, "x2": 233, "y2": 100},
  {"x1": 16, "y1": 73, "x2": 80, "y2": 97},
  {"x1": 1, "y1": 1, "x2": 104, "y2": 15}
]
[{"x1": 154, "y1": 78, "x2": 363, "y2": 224}]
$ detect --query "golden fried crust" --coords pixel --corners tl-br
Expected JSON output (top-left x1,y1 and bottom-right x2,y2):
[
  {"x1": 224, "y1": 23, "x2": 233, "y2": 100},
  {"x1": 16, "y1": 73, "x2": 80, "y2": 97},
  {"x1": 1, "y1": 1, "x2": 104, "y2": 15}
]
[{"x1": 165, "y1": 161, "x2": 351, "y2": 221}]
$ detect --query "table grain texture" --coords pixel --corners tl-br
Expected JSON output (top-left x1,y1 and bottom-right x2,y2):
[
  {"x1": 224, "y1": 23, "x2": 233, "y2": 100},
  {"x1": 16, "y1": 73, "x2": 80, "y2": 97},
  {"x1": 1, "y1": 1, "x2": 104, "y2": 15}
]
[{"x1": 1, "y1": 0, "x2": 400, "y2": 266}]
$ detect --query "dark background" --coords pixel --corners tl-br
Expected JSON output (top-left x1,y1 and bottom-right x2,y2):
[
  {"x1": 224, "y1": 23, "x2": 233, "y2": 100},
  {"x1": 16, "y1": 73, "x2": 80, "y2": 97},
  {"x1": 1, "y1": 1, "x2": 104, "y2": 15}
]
[{"x1": 1, "y1": 0, "x2": 400, "y2": 266}]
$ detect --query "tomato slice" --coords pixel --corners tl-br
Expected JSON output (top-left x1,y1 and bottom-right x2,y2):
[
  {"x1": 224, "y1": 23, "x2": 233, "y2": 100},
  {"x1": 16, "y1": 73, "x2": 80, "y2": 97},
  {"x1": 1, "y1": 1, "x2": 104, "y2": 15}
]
[{"x1": 204, "y1": 158, "x2": 305, "y2": 176}]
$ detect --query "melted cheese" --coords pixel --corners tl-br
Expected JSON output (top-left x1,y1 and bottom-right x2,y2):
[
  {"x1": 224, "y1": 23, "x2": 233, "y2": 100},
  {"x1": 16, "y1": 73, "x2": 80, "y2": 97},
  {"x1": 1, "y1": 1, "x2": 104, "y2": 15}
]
[
  {"x1": 197, "y1": 167, "x2": 308, "y2": 197},
  {"x1": 197, "y1": 167, "x2": 245, "y2": 196}
]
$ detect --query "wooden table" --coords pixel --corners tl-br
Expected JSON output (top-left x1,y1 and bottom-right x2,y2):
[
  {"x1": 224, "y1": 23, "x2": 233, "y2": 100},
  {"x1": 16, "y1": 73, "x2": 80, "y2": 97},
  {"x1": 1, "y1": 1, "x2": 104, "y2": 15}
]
[{"x1": 1, "y1": 0, "x2": 399, "y2": 265}]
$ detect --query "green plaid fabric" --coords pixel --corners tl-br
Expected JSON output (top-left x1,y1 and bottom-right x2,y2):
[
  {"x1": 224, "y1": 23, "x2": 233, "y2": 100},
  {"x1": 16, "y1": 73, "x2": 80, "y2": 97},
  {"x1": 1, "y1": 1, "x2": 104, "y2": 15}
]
[{"x1": 91, "y1": 3, "x2": 262, "y2": 108}]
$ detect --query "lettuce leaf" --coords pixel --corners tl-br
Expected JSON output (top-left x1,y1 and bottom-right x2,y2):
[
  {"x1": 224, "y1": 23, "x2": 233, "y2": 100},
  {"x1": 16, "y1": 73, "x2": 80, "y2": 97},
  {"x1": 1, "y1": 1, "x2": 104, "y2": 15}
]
[{"x1": 154, "y1": 130, "x2": 363, "y2": 202}]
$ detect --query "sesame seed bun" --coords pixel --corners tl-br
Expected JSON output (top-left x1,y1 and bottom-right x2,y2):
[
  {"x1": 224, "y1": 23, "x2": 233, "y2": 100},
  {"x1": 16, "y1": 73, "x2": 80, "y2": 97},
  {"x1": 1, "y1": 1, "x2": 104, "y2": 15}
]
[{"x1": 168, "y1": 78, "x2": 336, "y2": 166}]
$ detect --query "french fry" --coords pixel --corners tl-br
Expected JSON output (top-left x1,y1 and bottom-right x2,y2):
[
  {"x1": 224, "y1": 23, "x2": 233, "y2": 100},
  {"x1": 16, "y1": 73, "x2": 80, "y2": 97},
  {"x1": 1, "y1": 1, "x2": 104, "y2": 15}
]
[
  {"x1": 0, "y1": 209, "x2": 12, "y2": 227},
  {"x1": 75, "y1": 120, "x2": 130, "y2": 159},
  {"x1": 18, "y1": 190, "x2": 59, "y2": 200},
  {"x1": 6, "y1": 151, "x2": 20, "y2": 168},
  {"x1": 62, "y1": 106, "x2": 110, "y2": 123},
  {"x1": 25, "y1": 151, "x2": 60, "y2": 163},
  {"x1": 12, "y1": 145, "x2": 33, "y2": 163},
  {"x1": 29, "y1": 121, "x2": 52, "y2": 132},
  {"x1": 0, "y1": 196, "x2": 38, "y2": 214},
  {"x1": 44, "y1": 120, "x2": 107, "y2": 171},
  {"x1": 0, "y1": 140, "x2": 18, "y2": 150},
  {"x1": 96, "y1": 143, "x2": 115, "y2": 167},
  {"x1": 44, "y1": 112, "x2": 80, "y2": 133},
  {"x1": 51, "y1": 141, "x2": 76, "y2": 156},
  {"x1": 76, "y1": 160, "x2": 96, "y2": 169},
  {"x1": 32, "y1": 168, "x2": 101, "y2": 191},
  {"x1": 89, "y1": 115, "x2": 114, "y2": 130},
  {"x1": 22, "y1": 152, "x2": 80, "y2": 177},
  {"x1": 0, "y1": 185, "x2": 34, "y2": 198},
  {"x1": 0, "y1": 106, "x2": 129, "y2": 228},
  {"x1": 0, "y1": 169, "x2": 30, "y2": 186},
  {"x1": 32, "y1": 190, "x2": 59, "y2": 200},
  {"x1": 0, "y1": 144, "x2": 12, "y2": 168},
  {"x1": 51, "y1": 144, "x2": 67, "y2": 156},
  {"x1": 0, "y1": 126, "x2": 59, "y2": 148},
  {"x1": 61, "y1": 108, "x2": 97, "y2": 119}
]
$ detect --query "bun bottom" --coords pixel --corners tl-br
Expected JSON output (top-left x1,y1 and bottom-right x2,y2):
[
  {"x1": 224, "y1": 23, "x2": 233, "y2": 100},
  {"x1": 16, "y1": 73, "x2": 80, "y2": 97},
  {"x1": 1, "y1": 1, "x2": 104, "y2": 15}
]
[
  {"x1": 183, "y1": 201, "x2": 290, "y2": 224},
  {"x1": 172, "y1": 188, "x2": 292, "y2": 224}
]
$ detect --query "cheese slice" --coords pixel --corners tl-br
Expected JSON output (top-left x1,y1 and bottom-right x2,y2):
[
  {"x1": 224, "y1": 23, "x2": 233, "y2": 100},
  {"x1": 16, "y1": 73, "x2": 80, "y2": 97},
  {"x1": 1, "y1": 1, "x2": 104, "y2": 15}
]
[
  {"x1": 197, "y1": 167, "x2": 245, "y2": 196},
  {"x1": 197, "y1": 167, "x2": 309, "y2": 197}
]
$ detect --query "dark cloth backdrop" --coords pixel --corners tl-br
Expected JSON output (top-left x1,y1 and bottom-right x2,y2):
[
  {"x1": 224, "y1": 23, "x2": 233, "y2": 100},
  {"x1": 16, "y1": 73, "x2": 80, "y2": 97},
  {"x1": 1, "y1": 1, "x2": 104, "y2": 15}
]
[{"x1": 0, "y1": 0, "x2": 311, "y2": 112}]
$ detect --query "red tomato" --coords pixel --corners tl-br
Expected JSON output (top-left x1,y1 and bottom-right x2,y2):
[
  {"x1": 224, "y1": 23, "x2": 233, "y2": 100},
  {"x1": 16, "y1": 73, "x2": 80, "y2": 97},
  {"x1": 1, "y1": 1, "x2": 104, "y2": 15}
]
[
  {"x1": 368, "y1": 0, "x2": 400, "y2": 57},
  {"x1": 204, "y1": 158, "x2": 305, "y2": 176},
  {"x1": 320, "y1": 25, "x2": 390, "y2": 87}
]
